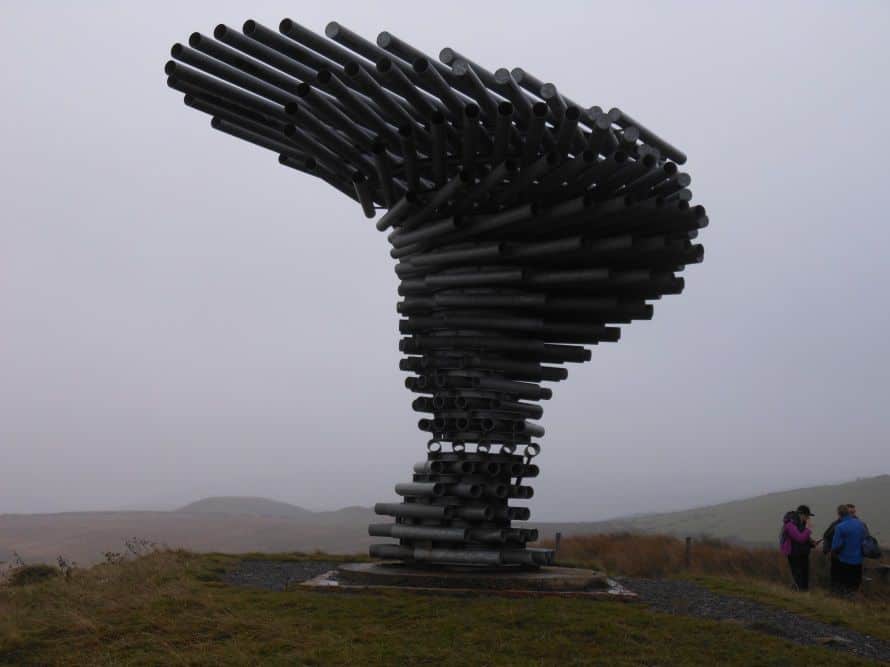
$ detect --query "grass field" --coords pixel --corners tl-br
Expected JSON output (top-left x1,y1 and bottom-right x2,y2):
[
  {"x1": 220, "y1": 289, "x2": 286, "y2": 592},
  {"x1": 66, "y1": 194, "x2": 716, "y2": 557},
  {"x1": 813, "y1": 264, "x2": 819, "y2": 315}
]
[{"x1": 0, "y1": 547, "x2": 883, "y2": 666}]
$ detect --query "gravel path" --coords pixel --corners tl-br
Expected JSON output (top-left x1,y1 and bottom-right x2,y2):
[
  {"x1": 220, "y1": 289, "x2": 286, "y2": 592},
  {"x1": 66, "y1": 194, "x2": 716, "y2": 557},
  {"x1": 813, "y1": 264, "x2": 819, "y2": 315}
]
[
  {"x1": 623, "y1": 577, "x2": 890, "y2": 663},
  {"x1": 224, "y1": 560, "x2": 339, "y2": 592}
]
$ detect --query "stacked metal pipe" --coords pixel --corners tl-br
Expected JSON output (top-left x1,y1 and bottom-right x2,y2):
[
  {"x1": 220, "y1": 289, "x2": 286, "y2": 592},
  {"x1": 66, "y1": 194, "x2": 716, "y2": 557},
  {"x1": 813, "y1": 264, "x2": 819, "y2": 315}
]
[{"x1": 164, "y1": 18, "x2": 707, "y2": 568}]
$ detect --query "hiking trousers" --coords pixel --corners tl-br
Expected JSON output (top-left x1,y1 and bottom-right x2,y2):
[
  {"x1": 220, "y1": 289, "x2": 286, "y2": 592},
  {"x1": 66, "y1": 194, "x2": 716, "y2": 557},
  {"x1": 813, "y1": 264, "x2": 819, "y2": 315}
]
[
  {"x1": 836, "y1": 560, "x2": 863, "y2": 593},
  {"x1": 787, "y1": 554, "x2": 809, "y2": 590}
]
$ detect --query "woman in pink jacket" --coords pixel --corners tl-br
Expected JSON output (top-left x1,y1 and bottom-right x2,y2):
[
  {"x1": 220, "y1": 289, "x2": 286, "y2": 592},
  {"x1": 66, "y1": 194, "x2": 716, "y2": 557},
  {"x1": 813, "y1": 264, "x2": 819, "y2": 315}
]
[{"x1": 781, "y1": 504, "x2": 819, "y2": 590}]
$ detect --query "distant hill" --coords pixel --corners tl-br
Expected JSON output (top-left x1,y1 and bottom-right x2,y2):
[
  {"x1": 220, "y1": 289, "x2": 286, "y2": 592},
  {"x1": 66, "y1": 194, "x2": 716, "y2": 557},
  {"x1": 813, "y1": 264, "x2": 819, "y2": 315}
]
[
  {"x1": 2, "y1": 475, "x2": 886, "y2": 564},
  {"x1": 177, "y1": 497, "x2": 314, "y2": 519},
  {"x1": 533, "y1": 474, "x2": 890, "y2": 545}
]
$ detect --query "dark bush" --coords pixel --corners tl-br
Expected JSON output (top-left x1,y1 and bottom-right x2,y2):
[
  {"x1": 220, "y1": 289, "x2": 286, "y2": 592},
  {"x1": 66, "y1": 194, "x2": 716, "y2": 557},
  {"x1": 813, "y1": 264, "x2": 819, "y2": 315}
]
[{"x1": 8, "y1": 564, "x2": 60, "y2": 586}]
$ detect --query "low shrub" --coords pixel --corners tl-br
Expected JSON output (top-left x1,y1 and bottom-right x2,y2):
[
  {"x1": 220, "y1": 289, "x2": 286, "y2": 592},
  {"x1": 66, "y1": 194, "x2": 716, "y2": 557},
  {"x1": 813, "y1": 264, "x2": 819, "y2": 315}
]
[{"x1": 8, "y1": 565, "x2": 59, "y2": 587}]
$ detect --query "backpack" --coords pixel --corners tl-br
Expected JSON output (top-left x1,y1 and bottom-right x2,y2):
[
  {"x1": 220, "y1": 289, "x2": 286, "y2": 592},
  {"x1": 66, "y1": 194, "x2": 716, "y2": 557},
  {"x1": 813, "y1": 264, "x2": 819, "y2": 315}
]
[
  {"x1": 862, "y1": 535, "x2": 882, "y2": 559},
  {"x1": 778, "y1": 510, "x2": 797, "y2": 547}
]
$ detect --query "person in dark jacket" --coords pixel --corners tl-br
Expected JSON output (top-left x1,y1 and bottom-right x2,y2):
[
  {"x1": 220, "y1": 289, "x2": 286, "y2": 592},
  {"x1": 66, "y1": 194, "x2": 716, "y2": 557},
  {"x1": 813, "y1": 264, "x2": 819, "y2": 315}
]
[
  {"x1": 831, "y1": 510, "x2": 867, "y2": 593},
  {"x1": 782, "y1": 505, "x2": 817, "y2": 591},
  {"x1": 823, "y1": 504, "x2": 849, "y2": 592}
]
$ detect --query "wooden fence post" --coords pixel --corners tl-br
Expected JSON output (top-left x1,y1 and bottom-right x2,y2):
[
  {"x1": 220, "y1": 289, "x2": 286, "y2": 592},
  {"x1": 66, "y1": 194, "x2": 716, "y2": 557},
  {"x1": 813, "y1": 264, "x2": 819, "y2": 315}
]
[
  {"x1": 555, "y1": 531, "x2": 562, "y2": 556},
  {"x1": 685, "y1": 537, "x2": 692, "y2": 569}
]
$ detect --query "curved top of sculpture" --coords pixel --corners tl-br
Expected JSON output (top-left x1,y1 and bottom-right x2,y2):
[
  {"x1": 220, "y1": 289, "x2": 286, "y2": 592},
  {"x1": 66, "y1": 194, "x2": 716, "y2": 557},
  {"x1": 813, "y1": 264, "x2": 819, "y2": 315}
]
[{"x1": 164, "y1": 19, "x2": 707, "y2": 458}]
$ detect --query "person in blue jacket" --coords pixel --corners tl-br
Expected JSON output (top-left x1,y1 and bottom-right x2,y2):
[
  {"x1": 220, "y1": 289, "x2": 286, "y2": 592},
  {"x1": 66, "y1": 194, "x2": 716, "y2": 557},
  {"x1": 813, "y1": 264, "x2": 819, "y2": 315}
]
[{"x1": 831, "y1": 510, "x2": 867, "y2": 593}]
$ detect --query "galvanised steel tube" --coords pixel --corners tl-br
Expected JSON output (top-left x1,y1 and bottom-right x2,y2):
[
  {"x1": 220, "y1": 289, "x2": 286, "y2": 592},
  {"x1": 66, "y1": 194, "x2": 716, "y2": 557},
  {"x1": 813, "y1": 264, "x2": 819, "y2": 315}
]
[
  {"x1": 261, "y1": 20, "x2": 342, "y2": 72},
  {"x1": 413, "y1": 547, "x2": 502, "y2": 566},
  {"x1": 184, "y1": 95, "x2": 292, "y2": 148},
  {"x1": 539, "y1": 82, "x2": 568, "y2": 125},
  {"x1": 501, "y1": 549, "x2": 545, "y2": 566},
  {"x1": 512, "y1": 66, "x2": 598, "y2": 132},
  {"x1": 178, "y1": 83, "x2": 288, "y2": 131},
  {"x1": 610, "y1": 107, "x2": 687, "y2": 165},
  {"x1": 372, "y1": 141, "x2": 397, "y2": 207},
  {"x1": 454, "y1": 506, "x2": 494, "y2": 521},
  {"x1": 444, "y1": 483, "x2": 482, "y2": 499},
  {"x1": 351, "y1": 172, "x2": 377, "y2": 218},
  {"x1": 279, "y1": 18, "x2": 366, "y2": 70},
  {"x1": 373, "y1": 502, "x2": 453, "y2": 520},
  {"x1": 369, "y1": 544, "x2": 413, "y2": 560},
  {"x1": 522, "y1": 102, "x2": 549, "y2": 164},
  {"x1": 413, "y1": 58, "x2": 464, "y2": 121},
  {"x1": 493, "y1": 68, "x2": 533, "y2": 125},
  {"x1": 377, "y1": 191, "x2": 420, "y2": 232},
  {"x1": 452, "y1": 61, "x2": 498, "y2": 126},
  {"x1": 315, "y1": 69, "x2": 399, "y2": 145},
  {"x1": 395, "y1": 482, "x2": 444, "y2": 497},
  {"x1": 281, "y1": 122, "x2": 356, "y2": 180},
  {"x1": 208, "y1": 115, "x2": 296, "y2": 158},
  {"x1": 368, "y1": 524, "x2": 468, "y2": 542},
  {"x1": 397, "y1": 126, "x2": 421, "y2": 192},
  {"x1": 412, "y1": 460, "x2": 446, "y2": 474},
  {"x1": 165, "y1": 62, "x2": 289, "y2": 121},
  {"x1": 240, "y1": 20, "x2": 321, "y2": 82},
  {"x1": 376, "y1": 57, "x2": 440, "y2": 119},
  {"x1": 278, "y1": 155, "x2": 358, "y2": 201},
  {"x1": 496, "y1": 152, "x2": 558, "y2": 204},
  {"x1": 555, "y1": 106, "x2": 582, "y2": 156},
  {"x1": 429, "y1": 111, "x2": 448, "y2": 186},
  {"x1": 587, "y1": 109, "x2": 619, "y2": 156},
  {"x1": 469, "y1": 528, "x2": 508, "y2": 543},
  {"x1": 408, "y1": 243, "x2": 503, "y2": 267},
  {"x1": 476, "y1": 377, "x2": 552, "y2": 400},
  {"x1": 289, "y1": 84, "x2": 374, "y2": 151},
  {"x1": 652, "y1": 172, "x2": 692, "y2": 197},
  {"x1": 447, "y1": 460, "x2": 476, "y2": 474},
  {"x1": 195, "y1": 30, "x2": 357, "y2": 120},
  {"x1": 468, "y1": 357, "x2": 568, "y2": 382},
  {"x1": 325, "y1": 21, "x2": 393, "y2": 71},
  {"x1": 595, "y1": 154, "x2": 657, "y2": 198},
  {"x1": 377, "y1": 31, "x2": 456, "y2": 87},
  {"x1": 170, "y1": 44, "x2": 299, "y2": 107},
  {"x1": 343, "y1": 61, "x2": 419, "y2": 132},
  {"x1": 460, "y1": 159, "x2": 517, "y2": 211},
  {"x1": 495, "y1": 400, "x2": 544, "y2": 420},
  {"x1": 492, "y1": 101, "x2": 514, "y2": 164},
  {"x1": 399, "y1": 169, "x2": 472, "y2": 231},
  {"x1": 389, "y1": 216, "x2": 463, "y2": 248},
  {"x1": 401, "y1": 335, "x2": 592, "y2": 363},
  {"x1": 439, "y1": 47, "x2": 503, "y2": 94},
  {"x1": 461, "y1": 104, "x2": 479, "y2": 172},
  {"x1": 189, "y1": 32, "x2": 307, "y2": 98}
]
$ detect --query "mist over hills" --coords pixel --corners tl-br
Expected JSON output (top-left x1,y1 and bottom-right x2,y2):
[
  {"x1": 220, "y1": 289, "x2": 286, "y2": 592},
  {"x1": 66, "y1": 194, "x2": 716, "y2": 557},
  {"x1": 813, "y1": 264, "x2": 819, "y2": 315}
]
[
  {"x1": 2, "y1": 476, "x2": 886, "y2": 565},
  {"x1": 535, "y1": 474, "x2": 890, "y2": 545}
]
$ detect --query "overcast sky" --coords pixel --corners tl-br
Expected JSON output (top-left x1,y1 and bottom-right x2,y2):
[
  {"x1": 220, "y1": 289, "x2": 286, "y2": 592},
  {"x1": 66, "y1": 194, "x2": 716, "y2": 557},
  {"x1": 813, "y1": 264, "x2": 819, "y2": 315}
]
[{"x1": 1, "y1": 1, "x2": 888, "y2": 520}]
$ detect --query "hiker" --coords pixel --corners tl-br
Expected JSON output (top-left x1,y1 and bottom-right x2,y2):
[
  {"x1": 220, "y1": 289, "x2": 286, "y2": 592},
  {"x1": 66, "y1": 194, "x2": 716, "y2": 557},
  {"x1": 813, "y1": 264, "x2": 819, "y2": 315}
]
[
  {"x1": 823, "y1": 505, "x2": 849, "y2": 592},
  {"x1": 781, "y1": 505, "x2": 818, "y2": 591},
  {"x1": 830, "y1": 506, "x2": 867, "y2": 593},
  {"x1": 847, "y1": 504, "x2": 871, "y2": 536}
]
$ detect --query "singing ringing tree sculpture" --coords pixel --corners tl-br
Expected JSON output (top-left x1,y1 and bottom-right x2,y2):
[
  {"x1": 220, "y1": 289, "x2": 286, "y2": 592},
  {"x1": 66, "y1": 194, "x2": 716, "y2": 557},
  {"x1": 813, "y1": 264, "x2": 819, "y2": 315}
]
[{"x1": 164, "y1": 18, "x2": 707, "y2": 568}]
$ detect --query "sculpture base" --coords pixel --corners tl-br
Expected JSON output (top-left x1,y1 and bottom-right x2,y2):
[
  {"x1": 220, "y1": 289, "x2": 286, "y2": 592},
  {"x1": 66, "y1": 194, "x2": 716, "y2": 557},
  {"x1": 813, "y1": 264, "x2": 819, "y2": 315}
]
[{"x1": 299, "y1": 562, "x2": 636, "y2": 600}]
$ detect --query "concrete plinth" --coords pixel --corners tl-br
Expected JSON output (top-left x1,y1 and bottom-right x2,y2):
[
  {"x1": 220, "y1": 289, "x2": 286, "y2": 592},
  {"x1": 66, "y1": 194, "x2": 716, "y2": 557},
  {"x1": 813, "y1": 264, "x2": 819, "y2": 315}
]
[{"x1": 300, "y1": 562, "x2": 636, "y2": 600}]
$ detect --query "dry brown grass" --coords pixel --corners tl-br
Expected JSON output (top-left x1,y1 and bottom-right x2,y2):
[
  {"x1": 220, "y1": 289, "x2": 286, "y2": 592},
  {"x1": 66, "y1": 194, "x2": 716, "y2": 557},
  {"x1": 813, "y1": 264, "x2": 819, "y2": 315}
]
[{"x1": 549, "y1": 532, "x2": 797, "y2": 581}]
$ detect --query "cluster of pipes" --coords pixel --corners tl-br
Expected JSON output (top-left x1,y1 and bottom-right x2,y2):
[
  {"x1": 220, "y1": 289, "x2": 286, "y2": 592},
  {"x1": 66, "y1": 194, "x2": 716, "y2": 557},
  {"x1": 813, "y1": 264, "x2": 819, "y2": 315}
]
[{"x1": 165, "y1": 18, "x2": 706, "y2": 568}]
